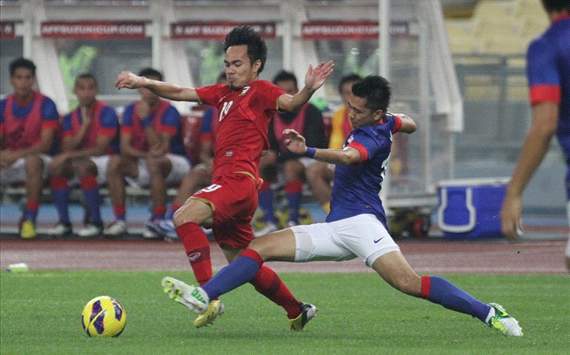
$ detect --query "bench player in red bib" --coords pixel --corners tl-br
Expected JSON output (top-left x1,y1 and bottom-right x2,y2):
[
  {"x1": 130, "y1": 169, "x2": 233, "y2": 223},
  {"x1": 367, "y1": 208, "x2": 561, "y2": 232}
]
[
  {"x1": 0, "y1": 58, "x2": 59, "y2": 239},
  {"x1": 115, "y1": 26, "x2": 334, "y2": 329}
]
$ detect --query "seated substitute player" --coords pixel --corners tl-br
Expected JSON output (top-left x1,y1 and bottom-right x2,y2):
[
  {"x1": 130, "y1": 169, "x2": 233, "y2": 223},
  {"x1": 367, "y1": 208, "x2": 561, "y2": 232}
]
[
  {"x1": 305, "y1": 73, "x2": 361, "y2": 214},
  {"x1": 47, "y1": 73, "x2": 119, "y2": 237},
  {"x1": 501, "y1": 0, "x2": 570, "y2": 271},
  {"x1": 105, "y1": 68, "x2": 190, "y2": 238},
  {"x1": 256, "y1": 70, "x2": 327, "y2": 235},
  {"x1": 0, "y1": 57, "x2": 59, "y2": 239},
  {"x1": 116, "y1": 26, "x2": 334, "y2": 329},
  {"x1": 161, "y1": 76, "x2": 523, "y2": 336}
]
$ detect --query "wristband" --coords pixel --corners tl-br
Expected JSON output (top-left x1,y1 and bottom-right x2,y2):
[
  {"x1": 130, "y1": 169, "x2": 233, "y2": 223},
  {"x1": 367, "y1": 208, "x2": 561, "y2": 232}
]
[{"x1": 304, "y1": 147, "x2": 317, "y2": 158}]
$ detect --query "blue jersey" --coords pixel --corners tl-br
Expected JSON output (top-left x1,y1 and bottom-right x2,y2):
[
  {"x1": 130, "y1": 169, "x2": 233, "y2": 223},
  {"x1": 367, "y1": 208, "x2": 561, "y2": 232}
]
[
  {"x1": 327, "y1": 114, "x2": 402, "y2": 227},
  {"x1": 526, "y1": 16, "x2": 570, "y2": 198}
]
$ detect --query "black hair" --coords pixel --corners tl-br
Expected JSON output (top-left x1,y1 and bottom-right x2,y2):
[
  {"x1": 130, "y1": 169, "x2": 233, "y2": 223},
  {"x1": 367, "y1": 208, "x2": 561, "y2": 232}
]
[
  {"x1": 74, "y1": 73, "x2": 98, "y2": 87},
  {"x1": 138, "y1": 67, "x2": 163, "y2": 81},
  {"x1": 224, "y1": 25, "x2": 267, "y2": 74},
  {"x1": 272, "y1": 70, "x2": 298, "y2": 88},
  {"x1": 541, "y1": 0, "x2": 570, "y2": 12},
  {"x1": 337, "y1": 73, "x2": 362, "y2": 94},
  {"x1": 351, "y1": 75, "x2": 391, "y2": 113},
  {"x1": 9, "y1": 57, "x2": 36, "y2": 77}
]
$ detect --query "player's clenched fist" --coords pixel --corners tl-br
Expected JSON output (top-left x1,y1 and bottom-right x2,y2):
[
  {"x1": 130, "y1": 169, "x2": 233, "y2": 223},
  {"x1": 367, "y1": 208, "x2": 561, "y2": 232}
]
[{"x1": 115, "y1": 71, "x2": 145, "y2": 90}]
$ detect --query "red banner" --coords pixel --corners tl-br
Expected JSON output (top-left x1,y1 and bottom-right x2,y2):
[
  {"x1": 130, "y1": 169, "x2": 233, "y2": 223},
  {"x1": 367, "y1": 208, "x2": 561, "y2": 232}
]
[
  {"x1": 41, "y1": 21, "x2": 146, "y2": 39},
  {"x1": 171, "y1": 22, "x2": 276, "y2": 39},
  {"x1": 301, "y1": 21, "x2": 410, "y2": 40},
  {"x1": 0, "y1": 22, "x2": 16, "y2": 39}
]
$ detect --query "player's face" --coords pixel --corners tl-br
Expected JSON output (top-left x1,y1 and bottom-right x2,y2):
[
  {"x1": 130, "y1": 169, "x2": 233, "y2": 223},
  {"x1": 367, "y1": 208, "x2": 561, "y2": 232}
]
[
  {"x1": 275, "y1": 80, "x2": 298, "y2": 95},
  {"x1": 10, "y1": 68, "x2": 35, "y2": 98},
  {"x1": 74, "y1": 78, "x2": 97, "y2": 107},
  {"x1": 347, "y1": 95, "x2": 382, "y2": 129},
  {"x1": 340, "y1": 81, "x2": 356, "y2": 105},
  {"x1": 138, "y1": 75, "x2": 160, "y2": 104},
  {"x1": 224, "y1": 45, "x2": 261, "y2": 89}
]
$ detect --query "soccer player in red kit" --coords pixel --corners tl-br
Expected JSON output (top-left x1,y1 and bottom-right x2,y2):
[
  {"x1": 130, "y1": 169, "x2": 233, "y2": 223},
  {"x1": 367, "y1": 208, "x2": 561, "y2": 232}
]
[
  {"x1": 0, "y1": 58, "x2": 59, "y2": 239},
  {"x1": 116, "y1": 25, "x2": 333, "y2": 329}
]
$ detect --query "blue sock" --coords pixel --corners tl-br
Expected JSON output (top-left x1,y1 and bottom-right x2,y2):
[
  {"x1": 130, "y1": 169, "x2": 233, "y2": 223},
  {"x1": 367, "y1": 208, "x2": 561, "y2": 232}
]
[
  {"x1": 285, "y1": 180, "x2": 303, "y2": 224},
  {"x1": 421, "y1": 276, "x2": 491, "y2": 323},
  {"x1": 202, "y1": 249, "x2": 263, "y2": 300},
  {"x1": 259, "y1": 186, "x2": 278, "y2": 224},
  {"x1": 80, "y1": 176, "x2": 102, "y2": 225},
  {"x1": 50, "y1": 177, "x2": 70, "y2": 224}
]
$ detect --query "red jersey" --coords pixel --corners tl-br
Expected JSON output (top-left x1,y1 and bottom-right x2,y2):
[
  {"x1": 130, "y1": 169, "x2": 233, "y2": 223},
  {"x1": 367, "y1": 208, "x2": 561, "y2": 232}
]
[{"x1": 196, "y1": 80, "x2": 284, "y2": 179}]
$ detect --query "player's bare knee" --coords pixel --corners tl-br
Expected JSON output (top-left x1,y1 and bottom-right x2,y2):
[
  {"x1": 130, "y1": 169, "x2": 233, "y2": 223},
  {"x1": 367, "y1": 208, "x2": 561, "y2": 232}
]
[
  {"x1": 248, "y1": 239, "x2": 270, "y2": 260},
  {"x1": 25, "y1": 155, "x2": 43, "y2": 174},
  {"x1": 395, "y1": 273, "x2": 421, "y2": 296}
]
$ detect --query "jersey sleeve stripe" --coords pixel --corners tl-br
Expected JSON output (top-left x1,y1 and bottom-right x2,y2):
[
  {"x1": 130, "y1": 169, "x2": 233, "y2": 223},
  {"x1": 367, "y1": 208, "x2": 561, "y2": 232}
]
[
  {"x1": 348, "y1": 141, "x2": 369, "y2": 161},
  {"x1": 99, "y1": 127, "x2": 116, "y2": 137},
  {"x1": 529, "y1": 85, "x2": 561, "y2": 105},
  {"x1": 160, "y1": 126, "x2": 177, "y2": 136},
  {"x1": 41, "y1": 121, "x2": 58, "y2": 130},
  {"x1": 392, "y1": 115, "x2": 402, "y2": 133}
]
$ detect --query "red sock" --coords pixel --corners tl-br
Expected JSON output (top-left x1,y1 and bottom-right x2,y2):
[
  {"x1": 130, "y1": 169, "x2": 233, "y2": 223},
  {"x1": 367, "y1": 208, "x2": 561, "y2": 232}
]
[
  {"x1": 251, "y1": 265, "x2": 302, "y2": 319},
  {"x1": 175, "y1": 222, "x2": 212, "y2": 285}
]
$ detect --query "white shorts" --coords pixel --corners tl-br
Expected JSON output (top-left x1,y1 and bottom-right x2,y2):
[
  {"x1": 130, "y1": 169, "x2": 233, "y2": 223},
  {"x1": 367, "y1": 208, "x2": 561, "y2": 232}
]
[
  {"x1": 91, "y1": 155, "x2": 110, "y2": 184},
  {"x1": 290, "y1": 213, "x2": 400, "y2": 267},
  {"x1": 0, "y1": 155, "x2": 51, "y2": 185},
  {"x1": 134, "y1": 154, "x2": 191, "y2": 187}
]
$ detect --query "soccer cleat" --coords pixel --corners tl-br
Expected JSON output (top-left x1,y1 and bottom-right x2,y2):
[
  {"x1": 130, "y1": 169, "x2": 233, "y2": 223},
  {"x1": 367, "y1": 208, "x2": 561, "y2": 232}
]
[
  {"x1": 20, "y1": 220, "x2": 36, "y2": 239},
  {"x1": 142, "y1": 226, "x2": 160, "y2": 239},
  {"x1": 193, "y1": 299, "x2": 225, "y2": 328},
  {"x1": 103, "y1": 220, "x2": 127, "y2": 236},
  {"x1": 147, "y1": 219, "x2": 178, "y2": 240},
  {"x1": 161, "y1": 276, "x2": 209, "y2": 313},
  {"x1": 47, "y1": 222, "x2": 73, "y2": 236},
  {"x1": 77, "y1": 223, "x2": 103, "y2": 238},
  {"x1": 289, "y1": 303, "x2": 317, "y2": 331},
  {"x1": 487, "y1": 303, "x2": 523, "y2": 337}
]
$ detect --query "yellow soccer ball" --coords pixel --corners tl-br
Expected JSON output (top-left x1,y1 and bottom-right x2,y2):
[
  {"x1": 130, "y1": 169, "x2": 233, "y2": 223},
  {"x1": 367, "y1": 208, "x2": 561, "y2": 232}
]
[{"x1": 81, "y1": 296, "x2": 127, "y2": 337}]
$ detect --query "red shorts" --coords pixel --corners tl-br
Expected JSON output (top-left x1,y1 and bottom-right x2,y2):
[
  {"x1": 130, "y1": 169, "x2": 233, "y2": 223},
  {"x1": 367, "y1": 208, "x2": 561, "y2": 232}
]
[{"x1": 192, "y1": 173, "x2": 258, "y2": 249}]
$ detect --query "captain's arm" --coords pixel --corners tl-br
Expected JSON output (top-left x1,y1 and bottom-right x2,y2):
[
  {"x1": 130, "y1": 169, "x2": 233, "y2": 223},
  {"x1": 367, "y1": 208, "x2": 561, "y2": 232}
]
[{"x1": 308, "y1": 146, "x2": 363, "y2": 165}]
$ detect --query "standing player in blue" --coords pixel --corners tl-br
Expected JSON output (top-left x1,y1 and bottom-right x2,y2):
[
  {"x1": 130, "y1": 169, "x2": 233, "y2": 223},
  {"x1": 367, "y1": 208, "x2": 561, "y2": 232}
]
[
  {"x1": 162, "y1": 76, "x2": 523, "y2": 336},
  {"x1": 501, "y1": 0, "x2": 570, "y2": 271}
]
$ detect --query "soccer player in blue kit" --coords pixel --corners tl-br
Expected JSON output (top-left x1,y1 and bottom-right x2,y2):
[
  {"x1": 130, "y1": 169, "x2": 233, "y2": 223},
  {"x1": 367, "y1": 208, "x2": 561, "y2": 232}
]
[
  {"x1": 161, "y1": 76, "x2": 523, "y2": 336},
  {"x1": 501, "y1": 0, "x2": 570, "y2": 271}
]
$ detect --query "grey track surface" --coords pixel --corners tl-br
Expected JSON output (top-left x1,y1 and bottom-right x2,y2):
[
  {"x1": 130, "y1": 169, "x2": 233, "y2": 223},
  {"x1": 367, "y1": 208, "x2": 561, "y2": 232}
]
[{"x1": 1, "y1": 239, "x2": 567, "y2": 274}]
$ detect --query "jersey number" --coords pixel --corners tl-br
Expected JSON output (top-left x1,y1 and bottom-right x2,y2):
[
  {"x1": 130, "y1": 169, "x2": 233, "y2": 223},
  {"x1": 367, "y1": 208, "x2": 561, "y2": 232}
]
[
  {"x1": 199, "y1": 184, "x2": 222, "y2": 193},
  {"x1": 219, "y1": 101, "x2": 233, "y2": 122}
]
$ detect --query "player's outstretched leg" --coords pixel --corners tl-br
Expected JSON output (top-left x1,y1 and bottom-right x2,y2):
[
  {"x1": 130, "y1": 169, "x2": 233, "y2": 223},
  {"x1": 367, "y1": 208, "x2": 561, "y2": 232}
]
[
  {"x1": 200, "y1": 247, "x2": 317, "y2": 331},
  {"x1": 372, "y1": 251, "x2": 522, "y2": 336}
]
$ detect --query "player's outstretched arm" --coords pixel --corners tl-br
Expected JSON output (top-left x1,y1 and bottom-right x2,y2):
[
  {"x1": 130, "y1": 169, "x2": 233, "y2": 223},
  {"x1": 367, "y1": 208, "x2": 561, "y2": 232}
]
[
  {"x1": 283, "y1": 128, "x2": 361, "y2": 165},
  {"x1": 395, "y1": 113, "x2": 417, "y2": 134},
  {"x1": 115, "y1": 71, "x2": 200, "y2": 102},
  {"x1": 278, "y1": 61, "x2": 334, "y2": 112}
]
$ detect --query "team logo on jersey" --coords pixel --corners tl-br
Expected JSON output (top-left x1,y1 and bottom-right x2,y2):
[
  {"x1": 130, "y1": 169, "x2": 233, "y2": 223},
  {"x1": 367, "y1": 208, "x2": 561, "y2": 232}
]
[{"x1": 240, "y1": 86, "x2": 250, "y2": 96}]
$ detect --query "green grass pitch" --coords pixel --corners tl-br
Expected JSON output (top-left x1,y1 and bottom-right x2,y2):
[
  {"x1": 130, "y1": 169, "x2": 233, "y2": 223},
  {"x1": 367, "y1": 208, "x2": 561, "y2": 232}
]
[{"x1": 1, "y1": 271, "x2": 569, "y2": 354}]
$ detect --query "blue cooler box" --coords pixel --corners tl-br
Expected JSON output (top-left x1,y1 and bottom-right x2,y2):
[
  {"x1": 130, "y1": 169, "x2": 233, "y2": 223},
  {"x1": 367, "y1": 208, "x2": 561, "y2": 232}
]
[{"x1": 437, "y1": 178, "x2": 509, "y2": 239}]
